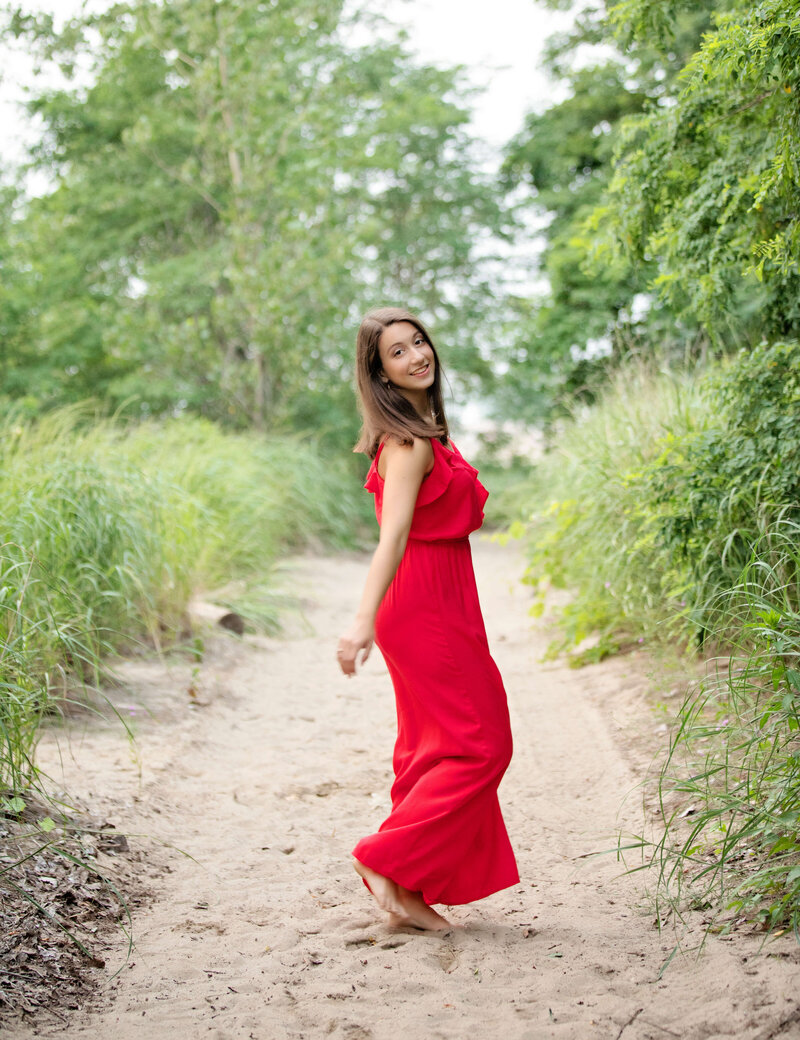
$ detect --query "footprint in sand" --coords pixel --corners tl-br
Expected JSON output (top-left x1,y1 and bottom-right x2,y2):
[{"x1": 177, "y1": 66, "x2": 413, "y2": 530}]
[
  {"x1": 340, "y1": 1024, "x2": 373, "y2": 1040},
  {"x1": 379, "y1": 938, "x2": 410, "y2": 950},
  {"x1": 434, "y1": 942, "x2": 459, "y2": 973}
]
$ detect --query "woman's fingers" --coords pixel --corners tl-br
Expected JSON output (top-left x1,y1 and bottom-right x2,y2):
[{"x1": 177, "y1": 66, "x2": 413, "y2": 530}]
[
  {"x1": 337, "y1": 637, "x2": 371, "y2": 676},
  {"x1": 337, "y1": 640, "x2": 357, "y2": 676}
]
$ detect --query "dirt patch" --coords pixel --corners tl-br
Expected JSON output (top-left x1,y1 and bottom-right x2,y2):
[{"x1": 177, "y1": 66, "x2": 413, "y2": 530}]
[{"x1": 0, "y1": 800, "x2": 156, "y2": 1026}]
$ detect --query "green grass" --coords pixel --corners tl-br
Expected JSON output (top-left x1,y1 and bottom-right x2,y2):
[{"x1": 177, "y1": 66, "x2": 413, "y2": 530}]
[
  {"x1": 0, "y1": 405, "x2": 367, "y2": 798},
  {"x1": 513, "y1": 353, "x2": 800, "y2": 935},
  {"x1": 630, "y1": 517, "x2": 800, "y2": 939},
  {"x1": 507, "y1": 359, "x2": 711, "y2": 662}
]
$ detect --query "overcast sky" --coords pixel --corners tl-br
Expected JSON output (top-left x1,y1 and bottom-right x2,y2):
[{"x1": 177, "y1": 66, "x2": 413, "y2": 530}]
[
  {"x1": 370, "y1": 0, "x2": 571, "y2": 147},
  {"x1": 1, "y1": 0, "x2": 572, "y2": 168}
]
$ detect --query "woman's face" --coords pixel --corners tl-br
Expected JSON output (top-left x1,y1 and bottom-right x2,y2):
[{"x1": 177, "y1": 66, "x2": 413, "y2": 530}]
[{"x1": 377, "y1": 321, "x2": 435, "y2": 400}]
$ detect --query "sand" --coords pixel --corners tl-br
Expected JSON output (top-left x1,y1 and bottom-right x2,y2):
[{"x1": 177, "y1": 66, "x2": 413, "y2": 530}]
[{"x1": 12, "y1": 541, "x2": 800, "y2": 1039}]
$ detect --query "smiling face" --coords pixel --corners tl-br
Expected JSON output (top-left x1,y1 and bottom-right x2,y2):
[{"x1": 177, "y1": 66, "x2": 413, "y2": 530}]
[
  {"x1": 353, "y1": 306, "x2": 450, "y2": 456},
  {"x1": 378, "y1": 321, "x2": 435, "y2": 407}
]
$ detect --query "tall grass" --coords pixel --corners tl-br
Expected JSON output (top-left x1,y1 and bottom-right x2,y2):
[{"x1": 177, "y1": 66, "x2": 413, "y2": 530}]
[
  {"x1": 0, "y1": 406, "x2": 367, "y2": 798},
  {"x1": 514, "y1": 348, "x2": 800, "y2": 932},
  {"x1": 511, "y1": 360, "x2": 711, "y2": 662},
  {"x1": 639, "y1": 517, "x2": 800, "y2": 937}
]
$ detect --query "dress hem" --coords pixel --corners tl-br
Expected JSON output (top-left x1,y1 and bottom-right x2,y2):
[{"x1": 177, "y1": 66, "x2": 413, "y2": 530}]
[{"x1": 351, "y1": 844, "x2": 520, "y2": 907}]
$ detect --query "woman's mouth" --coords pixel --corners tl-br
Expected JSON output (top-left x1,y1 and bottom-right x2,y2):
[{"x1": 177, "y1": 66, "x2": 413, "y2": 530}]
[{"x1": 411, "y1": 364, "x2": 431, "y2": 377}]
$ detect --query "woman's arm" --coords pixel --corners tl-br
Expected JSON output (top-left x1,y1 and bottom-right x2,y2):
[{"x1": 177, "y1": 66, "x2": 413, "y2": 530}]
[{"x1": 336, "y1": 437, "x2": 432, "y2": 676}]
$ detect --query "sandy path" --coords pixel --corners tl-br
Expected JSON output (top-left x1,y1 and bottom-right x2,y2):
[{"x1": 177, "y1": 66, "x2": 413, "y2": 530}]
[{"x1": 15, "y1": 541, "x2": 800, "y2": 1039}]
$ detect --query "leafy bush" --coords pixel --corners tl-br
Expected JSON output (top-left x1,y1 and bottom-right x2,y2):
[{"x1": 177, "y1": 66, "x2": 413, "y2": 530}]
[
  {"x1": 513, "y1": 360, "x2": 709, "y2": 661},
  {"x1": 516, "y1": 346, "x2": 800, "y2": 931},
  {"x1": 0, "y1": 407, "x2": 366, "y2": 796},
  {"x1": 639, "y1": 341, "x2": 800, "y2": 638},
  {"x1": 517, "y1": 342, "x2": 800, "y2": 660}
]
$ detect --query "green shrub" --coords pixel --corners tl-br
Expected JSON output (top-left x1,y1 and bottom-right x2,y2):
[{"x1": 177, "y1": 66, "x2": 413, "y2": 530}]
[
  {"x1": 516, "y1": 346, "x2": 800, "y2": 931},
  {"x1": 635, "y1": 517, "x2": 800, "y2": 936},
  {"x1": 516, "y1": 343, "x2": 800, "y2": 661},
  {"x1": 512, "y1": 360, "x2": 710, "y2": 660},
  {"x1": 0, "y1": 407, "x2": 365, "y2": 796},
  {"x1": 638, "y1": 341, "x2": 800, "y2": 638}
]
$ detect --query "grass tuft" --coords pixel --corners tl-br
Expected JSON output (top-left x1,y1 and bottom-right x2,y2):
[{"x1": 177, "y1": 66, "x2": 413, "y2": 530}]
[
  {"x1": 513, "y1": 350, "x2": 800, "y2": 934},
  {"x1": 632, "y1": 518, "x2": 800, "y2": 938},
  {"x1": 0, "y1": 406, "x2": 367, "y2": 797}
]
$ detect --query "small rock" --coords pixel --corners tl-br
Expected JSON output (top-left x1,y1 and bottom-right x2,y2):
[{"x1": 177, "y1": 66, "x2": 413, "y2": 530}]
[{"x1": 218, "y1": 612, "x2": 245, "y2": 636}]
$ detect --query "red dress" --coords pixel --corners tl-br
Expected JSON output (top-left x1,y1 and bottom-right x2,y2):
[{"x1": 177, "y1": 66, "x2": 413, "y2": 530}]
[{"x1": 352, "y1": 437, "x2": 519, "y2": 906}]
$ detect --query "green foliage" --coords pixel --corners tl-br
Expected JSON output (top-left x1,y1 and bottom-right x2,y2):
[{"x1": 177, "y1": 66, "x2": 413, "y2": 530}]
[
  {"x1": 637, "y1": 341, "x2": 800, "y2": 634},
  {"x1": 631, "y1": 518, "x2": 800, "y2": 936},
  {"x1": 596, "y1": 0, "x2": 800, "y2": 342},
  {"x1": 499, "y1": 2, "x2": 719, "y2": 420},
  {"x1": 516, "y1": 343, "x2": 800, "y2": 656},
  {"x1": 0, "y1": 407, "x2": 365, "y2": 796},
  {"x1": 0, "y1": 0, "x2": 510, "y2": 436},
  {"x1": 515, "y1": 349, "x2": 800, "y2": 930},
  {"x1": 514, "y1": 360, "x2": 710, "y2": 660},
  {"x1": 500, "y1": 0, "x2": 800, "y2": 420}
]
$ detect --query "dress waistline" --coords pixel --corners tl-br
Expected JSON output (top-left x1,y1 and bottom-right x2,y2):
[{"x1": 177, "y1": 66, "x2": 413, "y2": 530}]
[{"x1": 406, "y1": 536, "x2": 470, "y2": 546}]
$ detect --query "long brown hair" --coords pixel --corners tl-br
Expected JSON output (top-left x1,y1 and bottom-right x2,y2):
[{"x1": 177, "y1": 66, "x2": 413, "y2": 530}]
[{"x1": 353, "y1": 307, "x2": 450, "y2": 458}]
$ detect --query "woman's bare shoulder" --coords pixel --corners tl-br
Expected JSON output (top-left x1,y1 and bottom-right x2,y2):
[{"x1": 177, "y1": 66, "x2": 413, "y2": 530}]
[{"x1": 378, "y1": 435, "x2": 434, "y2": 479}]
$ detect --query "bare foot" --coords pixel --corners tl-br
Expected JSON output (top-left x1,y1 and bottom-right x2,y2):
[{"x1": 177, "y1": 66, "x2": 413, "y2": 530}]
[
  {"x1": 352, "y1": 858, "x2": 452, "y2": 931},
  {"x1": 386, "y1": 907, "x2": 454, "y2": 932},
  {"x1": 395, "y1": 888, "x2": 452, "y2": 931},
  {"x1": 352, "y1": 858, "x2": 404, "y2": 916},
  {"x1": 386, "y1": 911, "x2": 417, "y2": 929}
]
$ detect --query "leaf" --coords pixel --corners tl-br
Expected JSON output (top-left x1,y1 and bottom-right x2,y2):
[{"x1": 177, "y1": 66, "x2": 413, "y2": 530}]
[{"x1": 507, "y1": 520, "x2": 527, "y2": 540}]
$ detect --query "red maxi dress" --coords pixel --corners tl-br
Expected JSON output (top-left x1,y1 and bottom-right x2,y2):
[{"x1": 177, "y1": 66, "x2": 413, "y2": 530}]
[{"x1": 352, "y1": 437, "x2": 519, "y2": 906}]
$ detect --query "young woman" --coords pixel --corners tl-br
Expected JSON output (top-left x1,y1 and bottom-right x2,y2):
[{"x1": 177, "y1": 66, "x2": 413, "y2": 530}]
[{"x1": 336, "y1": 307, "x2": 518, "y2": 931}]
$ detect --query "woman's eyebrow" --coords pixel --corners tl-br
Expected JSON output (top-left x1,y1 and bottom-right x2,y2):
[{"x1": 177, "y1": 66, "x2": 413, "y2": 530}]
[{"x1": 389, "y1": 332, "x2": 422, "y2": 348}]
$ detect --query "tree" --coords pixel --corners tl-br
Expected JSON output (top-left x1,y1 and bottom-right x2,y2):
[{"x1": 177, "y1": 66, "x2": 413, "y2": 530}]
[
  {"x1": 1, "y1": 0, "x2": 511, "y2": 438},
  {"x1": 595, "y1": 0, "x2": 800, "y2": 344},
  {"x1": 498, "y1": 1, "x2": 720, "y2": 421}
]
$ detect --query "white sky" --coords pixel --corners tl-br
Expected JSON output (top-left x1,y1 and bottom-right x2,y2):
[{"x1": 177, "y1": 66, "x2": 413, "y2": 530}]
[
  {"x1": 1, "y1": 0, "x2": 573, "y2": 169},
  {"x1": 369, "y1": 0, "x2": 571, "y2": 148}
]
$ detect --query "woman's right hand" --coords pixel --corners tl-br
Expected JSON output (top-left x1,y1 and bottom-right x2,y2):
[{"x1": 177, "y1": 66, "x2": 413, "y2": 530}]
[
  {"x1": 336, "y1": 617, "x2": 375, "y2": 677},
  {"x1": 336, "y1": 439, "x2": 429, "y2": 678}
]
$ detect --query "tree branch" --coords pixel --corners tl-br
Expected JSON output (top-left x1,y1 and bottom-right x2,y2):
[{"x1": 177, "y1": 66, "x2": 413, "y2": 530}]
[
  {"x1": 139, "y1": 146, "x2": 223, "y2": 214},
  {"x1": 704, "y1": 88, "x2": 779, "y2": 129}
]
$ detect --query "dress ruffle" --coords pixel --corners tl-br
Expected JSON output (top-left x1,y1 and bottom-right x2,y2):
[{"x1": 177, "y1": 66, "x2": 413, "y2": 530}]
[
  {"x1": 363, "y1": 439, "x2": 456, "y2": 506},
  {"x1": 439, "y1": 442, "x2": 489, "y2": 516},
  {"x1": 415, "y1": 441, "x2": 454, "y2": 507},
  {"x1": 365, "y1": 438, "x2": 487, "y2": 538}
]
